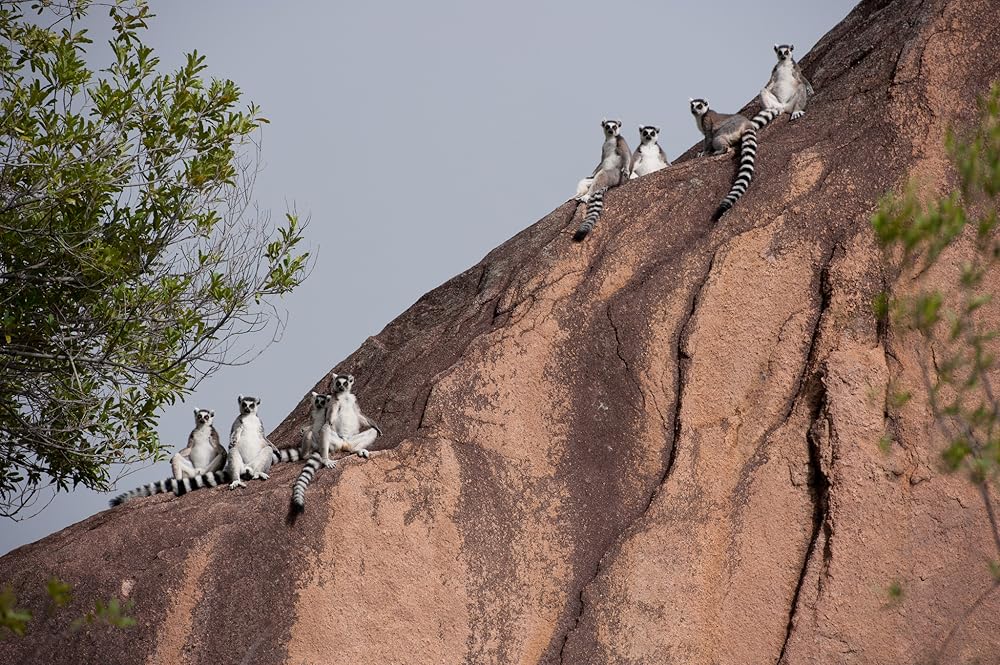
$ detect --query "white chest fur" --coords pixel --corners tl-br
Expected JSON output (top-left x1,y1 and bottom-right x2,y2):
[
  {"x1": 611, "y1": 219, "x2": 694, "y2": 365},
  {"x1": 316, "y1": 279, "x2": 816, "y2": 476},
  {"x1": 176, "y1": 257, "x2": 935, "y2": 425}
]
[
  {"x1": 600, "y1": 138, "x2": 622, "y2": 171},
  {"x1": 634, "y1": 143, "x2": 668, "y2": 176},
  {"x1": 188, "y1": 425, "x2": 216, "y2": 468},
  {"x1": 233, "y1": 414, "x2": 265, "y2": 456},
  {"x1": 771, "y1": 63, "x2": 798, "y2": 102},
  {"x1": 333, "y1": 394, "x2": 360, "y2": 437}
]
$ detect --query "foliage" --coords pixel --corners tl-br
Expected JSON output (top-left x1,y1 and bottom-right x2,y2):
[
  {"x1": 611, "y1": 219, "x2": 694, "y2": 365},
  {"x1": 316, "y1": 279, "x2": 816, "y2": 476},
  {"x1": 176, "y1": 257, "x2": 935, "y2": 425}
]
[
  {"x1": 873, "y1": 83, "x2": 1000, "y2": 505},
  {"x1": 1, "y1": 576, "x2": 130, "y2": 638},
  {"x1": 872, "y1": 83, "x2": 1000, "y2": 659},
  {"x1": 0, "y1": 1, "x2": 310, "y2": 517}
]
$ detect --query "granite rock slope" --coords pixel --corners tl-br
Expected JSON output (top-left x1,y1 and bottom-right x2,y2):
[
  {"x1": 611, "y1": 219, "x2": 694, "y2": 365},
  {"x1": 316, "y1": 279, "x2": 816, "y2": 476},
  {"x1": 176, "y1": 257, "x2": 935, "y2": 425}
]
[{"x1": 2, "y1": 0, "x2": 1000, "y2": 663}]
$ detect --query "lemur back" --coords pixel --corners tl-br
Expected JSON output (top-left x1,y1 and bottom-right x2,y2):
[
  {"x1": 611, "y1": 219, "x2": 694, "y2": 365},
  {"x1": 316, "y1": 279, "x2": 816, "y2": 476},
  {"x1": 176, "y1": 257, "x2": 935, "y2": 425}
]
[
  {"x1": 572, "y1": 120, "x2": 631, "y2": 242},
  {"x1": 689, "y1": 98, "x2": 758, "y2": 221}
]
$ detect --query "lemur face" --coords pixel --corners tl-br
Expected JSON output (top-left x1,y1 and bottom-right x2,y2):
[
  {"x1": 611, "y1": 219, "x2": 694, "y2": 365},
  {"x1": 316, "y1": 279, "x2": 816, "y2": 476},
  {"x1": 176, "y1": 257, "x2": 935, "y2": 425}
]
[
  {"x1": 689, "y1": 99, "x2": 709, "y2": 116},
  {"x1": 639, "y1": 126, "x2": 659, "y2": 141},
  {"x1": 310, "y1": 391, "x2": 330, "y2": 411},
  {"x1": 332, "y1": 374, "x2": 355, "y2": 394},
  {"x1": 237, "y1": 395, "x2": 260, "y2": 415},
  {"x1": 601, "y1": 120, "x2": 622, "y2": 137},
  {"x1": 194, "y1": 409, "x2": 214, "y2": 425},
  {"x1": 774, "y1": 44, "x2": 793, "y2": 60}
]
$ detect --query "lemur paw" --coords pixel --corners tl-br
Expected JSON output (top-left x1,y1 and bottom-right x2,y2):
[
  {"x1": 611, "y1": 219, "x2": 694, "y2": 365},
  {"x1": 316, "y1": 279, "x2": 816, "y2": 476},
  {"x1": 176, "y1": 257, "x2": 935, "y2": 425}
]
[
  {"x1": 257, "y1": 472, "x2": 269, "y2": 480},
  {"x1": 323, "y1": 459, "x2": 337, "y2": 469},
  {"x1": 356, "y1": 449, "x2": 370, "y2": 459},
  {"x1": 229, "y1": 480, "x2": 246, "y2": 489},
  {"x1": 696, "y1": 151, "x2": 706, "y2": 157},
  {"x1": 790, "y1": 111, "x2": 805, "y2": 120},
  {"x1": 194, "y1": 468, "x2": 205, "y2": 476}
]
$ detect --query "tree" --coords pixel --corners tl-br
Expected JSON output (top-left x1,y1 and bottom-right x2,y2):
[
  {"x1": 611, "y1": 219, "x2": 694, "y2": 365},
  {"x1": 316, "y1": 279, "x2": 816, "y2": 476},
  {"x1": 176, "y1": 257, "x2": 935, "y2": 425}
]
[
  {"x1": 872, "y1": 83, "x2": 1000, "y2": 659},
  {"x1": 0, "y1": 1, "x2": 310, "y2": 518}
]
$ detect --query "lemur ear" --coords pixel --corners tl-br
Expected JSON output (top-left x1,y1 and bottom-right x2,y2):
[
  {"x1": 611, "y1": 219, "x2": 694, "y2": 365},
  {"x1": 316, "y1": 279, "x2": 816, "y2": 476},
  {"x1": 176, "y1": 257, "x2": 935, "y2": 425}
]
[
  {"x1": 255, "y1": 397, "x2": 261, "y2": 406},
  {"x1": 209, "y1": 410, "x2": 215, "y2": 418},
  {"x1": 194, "y1": 409, "x2": 199, "y2": 417},
  {"x1": 615, "y1": 119, "x2": 622, "y2": 126},
  {"x1": 688, "y1": 97, "x2": 694, "y2": 102},
  {"x1": 310, "y1": 391, "x2": 318, "y2": 397},
  {"x1": 237, "y1": 394, "x2": 244, "y2": 404},
  {"x1": 655, "y1": 126, "x2": 661, "y2": 133},
  {"x1": 774, "y1": 44, "x2": 780, "y2": 52},
  {"x1": 789, "y1": 44, "x2": 795, "y2": 51}
]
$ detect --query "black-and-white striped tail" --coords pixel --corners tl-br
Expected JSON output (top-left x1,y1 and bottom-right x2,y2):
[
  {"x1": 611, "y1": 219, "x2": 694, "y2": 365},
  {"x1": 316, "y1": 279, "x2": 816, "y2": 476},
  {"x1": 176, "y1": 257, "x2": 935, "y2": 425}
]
[
  {"x1": 290, "y1": 453, "x2": 325, "y2": 514},
  {"x1": 174, "y1": 470, "x2": 228, "y2": 496},
  {"x1": 573, "y1": 190, "x2": 605, "y2": 241},
  {"x1": 751, "y1": 108, "x2": 781, "y2": 130},
  {"x1": 109, "y1": 477, "x2": 179, "y2": 506},
  {"x1": 712, "y1": 127, "x2": 758, "y2": 221},
  {"x1": 274, "y1": 448, "x2": 302, "y2": 464}
]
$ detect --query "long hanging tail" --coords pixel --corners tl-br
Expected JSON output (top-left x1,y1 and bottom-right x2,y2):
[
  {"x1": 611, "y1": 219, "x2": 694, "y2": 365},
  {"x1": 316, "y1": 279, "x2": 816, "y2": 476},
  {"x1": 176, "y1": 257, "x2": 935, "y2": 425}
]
[
  {"x1": 751, "y1": 107, "x2": 781, "y2": 130},
  {"x1": 174, "y1": 470, "x2": 229, "y2": 496},
  {"x1": 712, "y1": 127, "x2": 758, "y2": 221},
  {"x1": 290, "y1": 453, "x2": 325, "y2": 514},
  {"x1": 573, "y1": 190, "x2": 605, "y2": 241},
  {"x1": 109, "y1": 477, "x2": 179, "y2": 507}
]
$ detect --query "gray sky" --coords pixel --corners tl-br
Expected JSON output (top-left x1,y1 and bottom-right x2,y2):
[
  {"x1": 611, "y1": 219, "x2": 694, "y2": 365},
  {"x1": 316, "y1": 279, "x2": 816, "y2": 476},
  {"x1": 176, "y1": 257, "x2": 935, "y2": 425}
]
[{"x1": 0, "y1": 0, "x2": 856, "y2": 555}]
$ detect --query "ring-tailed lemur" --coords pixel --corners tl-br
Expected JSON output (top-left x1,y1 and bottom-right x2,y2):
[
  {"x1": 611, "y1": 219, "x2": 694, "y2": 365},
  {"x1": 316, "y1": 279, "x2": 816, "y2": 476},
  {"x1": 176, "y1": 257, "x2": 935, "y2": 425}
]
[
  {"x1": 572, "y1": 119, "x2": 631, "y2": 241},
  {"x1": 752, "y1": 44, "x2": 814, "y2": 129},
  {"x1": 629, "y1": 126, "x2": 670, "y2": 179},
  {"x1": 110, "y1": 408, "x2": 222, "y2": 506},
  {"x1": 171, "y1": 409, "x2": 225, "y2": 479},
  {"x1": 690, "y1": 98, "x2": 758, "y2": 221},
  {"x1": 290, "y1": 373, "x2": 382, "y2": 514},
  {"x1": 174, "y1": 395, "x2": 300, "y2": 496},
  {"x1": 109, "y1": 402, "x2": 303, "y2": 506},
  {"x1": 300, "y1": 391, "x2": 330, "y2": 458}
]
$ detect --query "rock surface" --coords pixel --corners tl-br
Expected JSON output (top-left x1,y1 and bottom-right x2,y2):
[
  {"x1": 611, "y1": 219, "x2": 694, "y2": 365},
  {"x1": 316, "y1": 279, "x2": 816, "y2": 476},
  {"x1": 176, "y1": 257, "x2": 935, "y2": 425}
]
[{"x1": 3, "y1": 1, "x2": 1000, "y2": 663}]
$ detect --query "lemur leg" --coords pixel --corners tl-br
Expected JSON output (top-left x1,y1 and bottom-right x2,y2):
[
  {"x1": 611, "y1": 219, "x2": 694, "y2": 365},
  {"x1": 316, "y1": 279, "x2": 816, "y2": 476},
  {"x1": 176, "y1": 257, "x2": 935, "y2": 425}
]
[
  {"x1": 585, "y1": 171, "x2": 616, "y2": 199},
  {"x1": 299, "y1": 430, "x2": 314, "y2": 459},
  {"x1": 711, "y1": 136, "x2": 733, "y2": 156},
  {"x1": 698, "y1": 136, "x2": 712, "y2": 157},
  {"x1": 203, "y1": 452, "x2": 225, "y2": 474},
  {"x1": 318, "y1": 426, "x2": 344, "y2": 469},
  {"x1": 575, "y1": 177, "x2": 594, "y2": 201},
  {"x1": 789, "y1": 89, "x2": 807, "y2": 120},
  {"x1": 170, "y1": 453, "x2": 197, "y2": 481},
  {"x1": 227, "y1": 450, "x2": 246, "y2": 489},
  {"x1": 345, "y1": 429, "x2": 379, "y2": 459},
  {"x1": 244, "y1": 446, "x2": 274, "y2": 480},
  {"x1": 760, "y1": 87, "x2": 783, "y2": 112}
]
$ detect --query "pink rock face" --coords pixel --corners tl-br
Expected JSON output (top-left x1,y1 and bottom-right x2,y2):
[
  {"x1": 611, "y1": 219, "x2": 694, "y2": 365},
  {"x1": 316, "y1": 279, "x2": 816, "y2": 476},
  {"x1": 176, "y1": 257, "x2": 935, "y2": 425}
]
[{"x1": 2, "y1": 1, "x2": 1000, "y2": 663}]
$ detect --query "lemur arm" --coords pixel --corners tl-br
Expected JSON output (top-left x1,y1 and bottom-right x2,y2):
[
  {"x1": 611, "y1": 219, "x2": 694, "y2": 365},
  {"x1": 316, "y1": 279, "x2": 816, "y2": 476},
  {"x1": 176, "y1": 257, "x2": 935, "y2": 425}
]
[
  {"x1": 616, "y1": 136, "x2": 632, "y2": 180},
  {"x1": 658, "y1": 145, "x2": 670, "y2": 166},
  {"x1": 629, "y1": 148, "x2": 643, "y2": 176},
  {"x1": 359, "y1": 412, "x2": 383, "y2": 437},
  {"x1": 210, "y1": 428, "x2": 225, "y2": 456},
  {"x1": 795, "y1": 64, "x2": 814, "y2": 95}
]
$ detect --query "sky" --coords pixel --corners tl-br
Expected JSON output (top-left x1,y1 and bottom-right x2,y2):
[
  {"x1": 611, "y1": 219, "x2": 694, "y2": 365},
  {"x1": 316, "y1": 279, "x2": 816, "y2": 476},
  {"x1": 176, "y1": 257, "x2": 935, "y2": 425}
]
[{"x1": 0, "y1": 0, "x2": 857, "y2": 555}]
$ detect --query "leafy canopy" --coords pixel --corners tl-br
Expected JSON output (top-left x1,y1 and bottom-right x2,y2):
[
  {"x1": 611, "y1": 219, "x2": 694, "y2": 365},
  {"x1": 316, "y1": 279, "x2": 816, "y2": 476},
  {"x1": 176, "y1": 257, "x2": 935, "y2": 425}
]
[{"x1": 0, "y1": 1, "x2": 310, "y2": 518}]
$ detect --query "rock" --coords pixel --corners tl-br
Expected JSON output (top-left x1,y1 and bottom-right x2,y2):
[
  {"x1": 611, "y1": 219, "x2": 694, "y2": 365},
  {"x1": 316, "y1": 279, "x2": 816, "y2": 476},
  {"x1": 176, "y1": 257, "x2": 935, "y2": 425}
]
[{"x1": 2, "y1": 0, "x2": 999, "y2": 663}]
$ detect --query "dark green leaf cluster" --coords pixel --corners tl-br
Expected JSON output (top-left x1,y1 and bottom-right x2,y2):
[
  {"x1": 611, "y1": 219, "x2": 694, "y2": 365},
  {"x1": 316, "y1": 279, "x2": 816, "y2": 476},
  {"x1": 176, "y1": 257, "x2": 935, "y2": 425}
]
[{"x1": 0, "y1": 2, "x2": 309, "y2": 517}]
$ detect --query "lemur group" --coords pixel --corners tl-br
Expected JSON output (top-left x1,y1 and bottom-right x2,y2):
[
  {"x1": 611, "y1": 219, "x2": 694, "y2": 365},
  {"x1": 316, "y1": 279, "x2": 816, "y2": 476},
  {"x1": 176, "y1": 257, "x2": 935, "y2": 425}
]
[
  {"x1": 110, "y1": 374, "x2": 379, "y2": 514},
  {"x1": 572, "y1": 43, "x2": 813, "y2": 241},
  {"x1": 109, "y1": 45, "x2": 812, "y2": 515}
]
